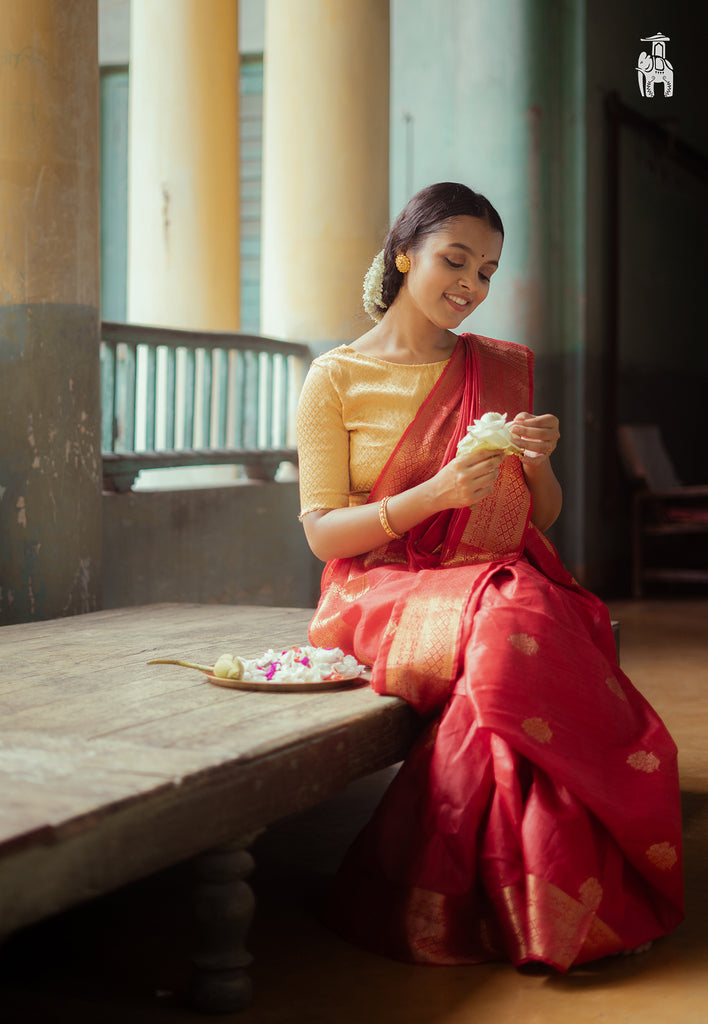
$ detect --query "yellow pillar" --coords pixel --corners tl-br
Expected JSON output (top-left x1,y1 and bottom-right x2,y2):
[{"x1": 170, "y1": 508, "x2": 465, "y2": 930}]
[
  {"x1": 0, "y1": 0, "x2": 101, "y2": 623},
  {"x1": 261, "y1": 0, "x2": 389, "y2": 345},
  {"x1": 128, "y1": 0, "x2": 240, "y2": 330}
]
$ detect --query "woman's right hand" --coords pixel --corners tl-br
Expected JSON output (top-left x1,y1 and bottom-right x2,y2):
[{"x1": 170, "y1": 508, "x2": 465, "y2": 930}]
[{"x1": 428, "y1": 449, "x2": 505, "y2": 511}]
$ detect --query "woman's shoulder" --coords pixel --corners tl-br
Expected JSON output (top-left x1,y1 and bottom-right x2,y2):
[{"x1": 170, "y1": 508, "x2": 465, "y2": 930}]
[
  {"x1": 300, "y1": 345, "x2": 368, "y2": 408},
  {"x1": 310, "y1": 344, "x2": 362, "y2": 370},
  {"x1": 310, "y1": 342, "x2": 408, "y2": 381},
  {"x1": 463, "y1": 332, "x2": 534, "y2": 369},
  {"x1": 307, "y1": 345, "x2": 364, "y2": 390}
]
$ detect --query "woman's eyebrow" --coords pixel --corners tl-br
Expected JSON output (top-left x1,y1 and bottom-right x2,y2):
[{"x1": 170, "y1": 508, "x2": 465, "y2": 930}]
[{"x1": 448, "y1": 242, "x2": 499, "y2": 267}]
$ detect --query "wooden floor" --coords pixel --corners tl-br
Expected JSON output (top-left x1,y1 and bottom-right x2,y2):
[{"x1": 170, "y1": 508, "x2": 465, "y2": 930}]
[{"x1": 1, "y1": 598, "x2": 706, "y2": 1024}]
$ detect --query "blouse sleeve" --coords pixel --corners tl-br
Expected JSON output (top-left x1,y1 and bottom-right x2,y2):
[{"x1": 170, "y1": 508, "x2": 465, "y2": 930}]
[{"x1": 296, "y1": 360, "x2": 351, "y2": 516}]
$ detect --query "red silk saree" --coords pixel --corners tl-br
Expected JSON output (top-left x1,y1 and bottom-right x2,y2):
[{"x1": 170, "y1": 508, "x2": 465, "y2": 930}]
[{"x1": 308, "y1": 334, "x2": 683, "y2": 970}]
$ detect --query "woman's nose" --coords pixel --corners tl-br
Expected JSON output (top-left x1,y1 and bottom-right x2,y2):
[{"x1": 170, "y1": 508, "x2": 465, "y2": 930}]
[{"x1": 459, "y1": 271, "x2": 480, "y2": 296}]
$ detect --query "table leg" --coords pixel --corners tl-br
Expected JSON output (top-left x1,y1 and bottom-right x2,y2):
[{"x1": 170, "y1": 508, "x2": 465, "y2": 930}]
[{"x1": 188, "y1": 836, "x2": 260, "y2": 1014}]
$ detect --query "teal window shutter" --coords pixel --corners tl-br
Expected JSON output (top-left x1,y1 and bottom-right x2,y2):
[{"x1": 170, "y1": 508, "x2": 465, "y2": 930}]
[
  {"x1": 100, "y1": 67, "x2": 129, "y2": 323},
  {"x1": 239, "y1": 56, "x2": 264, "y2": 333}
]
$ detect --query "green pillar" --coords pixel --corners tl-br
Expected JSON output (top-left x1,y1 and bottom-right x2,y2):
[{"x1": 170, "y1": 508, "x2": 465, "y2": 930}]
[{"x1": 0, "y1": 0, "x2": 102, "y2": 623}]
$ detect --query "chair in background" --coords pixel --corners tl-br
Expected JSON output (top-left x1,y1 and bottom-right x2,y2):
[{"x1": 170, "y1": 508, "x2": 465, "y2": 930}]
[{"x1": 618, "y1": 424, "x2": 708, "y2": 597}]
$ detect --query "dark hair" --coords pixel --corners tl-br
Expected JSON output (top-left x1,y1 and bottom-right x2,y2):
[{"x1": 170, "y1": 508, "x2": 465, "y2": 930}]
[{"x1": 381, "y1": 182, "x2": 504, "y2": 310}]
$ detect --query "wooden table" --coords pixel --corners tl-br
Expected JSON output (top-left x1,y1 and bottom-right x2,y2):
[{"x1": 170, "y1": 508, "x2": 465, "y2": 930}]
[{"x1": 0, "y1": 604, "x2": 420, "y2": 1012}]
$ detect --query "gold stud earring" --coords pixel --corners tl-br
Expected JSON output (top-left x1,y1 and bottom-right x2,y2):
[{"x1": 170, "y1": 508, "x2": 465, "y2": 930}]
[{"x1": 395, "y1": 253, "x2": 411, "y2": 274}]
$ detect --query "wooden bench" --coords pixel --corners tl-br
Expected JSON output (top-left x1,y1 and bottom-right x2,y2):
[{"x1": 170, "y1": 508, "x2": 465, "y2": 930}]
[{"x1": 0, "y1": 604, "x2": 421, "y2": 1013}]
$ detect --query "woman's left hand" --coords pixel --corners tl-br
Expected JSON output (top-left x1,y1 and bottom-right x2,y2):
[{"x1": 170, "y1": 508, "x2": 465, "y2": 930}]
[{"x1": 511, "y1": 412, "x2": 560, "y2": 463}]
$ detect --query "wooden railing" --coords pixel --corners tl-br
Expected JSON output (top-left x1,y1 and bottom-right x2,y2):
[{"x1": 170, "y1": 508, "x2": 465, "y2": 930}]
[{"x1": 100, "y1": 322, "x2": 311, "y2": 492}]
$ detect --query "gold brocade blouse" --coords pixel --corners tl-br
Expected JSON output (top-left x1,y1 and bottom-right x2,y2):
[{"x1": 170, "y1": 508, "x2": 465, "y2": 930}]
[{"x1": 296, "y1": 345, "x2": 449, "y2": 516}]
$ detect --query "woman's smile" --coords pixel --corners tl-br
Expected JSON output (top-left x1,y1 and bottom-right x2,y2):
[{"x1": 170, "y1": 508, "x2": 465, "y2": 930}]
[{"x1": 444, "y1": 291, "x2": 472, "y2": 312}]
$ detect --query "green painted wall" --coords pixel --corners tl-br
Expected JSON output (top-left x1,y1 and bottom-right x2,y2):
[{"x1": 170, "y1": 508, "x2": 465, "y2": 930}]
[{"x1": 391, "y1": 0, "x2": 537, "y2": 347}]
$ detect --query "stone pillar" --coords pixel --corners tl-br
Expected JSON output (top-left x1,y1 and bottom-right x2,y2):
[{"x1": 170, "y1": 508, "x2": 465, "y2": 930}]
[
  {"x1": 0, "y1": 0, "x2": 102, "y2": 624},
  {"x1": 128, "y1": 0, "x2": 240, "y2": 330},
  {"x1": 261, "y1": 0, "x2": 389, "y2": 346}
]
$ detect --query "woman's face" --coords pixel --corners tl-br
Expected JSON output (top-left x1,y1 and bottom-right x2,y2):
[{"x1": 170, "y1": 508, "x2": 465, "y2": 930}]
[{"x1": 399, "y1": 215, "x2": 503, "y2": 329}]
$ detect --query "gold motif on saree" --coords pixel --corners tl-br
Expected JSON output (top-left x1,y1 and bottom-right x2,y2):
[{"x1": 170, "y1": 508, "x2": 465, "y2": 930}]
[
  {"x1": 522, "y1": 718, "x2": 553, "y2": 743},
  {"x1": 509, "y1": 633, "x2": 540, "y2": 655},
  {"x1": 579, "y1": 877, "x2": 603, "y2": 911},
  {"x1": 646, "y1": 842, "x2": 678, "y2": 870},
  {"x1": 605, "y1": 676, "x2": 627, "y2": 701},
  {"x1": 627, "y1": 750, "x2": 661, "y2": 773}
]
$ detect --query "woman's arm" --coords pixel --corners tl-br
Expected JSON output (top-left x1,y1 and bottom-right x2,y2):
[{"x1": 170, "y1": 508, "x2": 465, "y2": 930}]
[
  {"x1": 302, "y1": 449, "x2": 506, "y2": 562},
  {"x1": 520, "y1": 458, "x2": 563, "y2": 531},
  {"x1": 511, "y1": 412, "x2": 563, "y2": 531}
]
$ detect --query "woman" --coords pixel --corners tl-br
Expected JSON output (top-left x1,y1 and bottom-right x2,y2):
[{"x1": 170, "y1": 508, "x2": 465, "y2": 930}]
[{"x1": 296, "y1": 182, "x2": 683, "y2": 971}]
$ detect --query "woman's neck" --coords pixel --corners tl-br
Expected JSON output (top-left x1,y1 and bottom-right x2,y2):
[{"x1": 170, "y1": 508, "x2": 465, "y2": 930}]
[{"x1": 354, "y1": 305, "x2": 459, "y2": 365}]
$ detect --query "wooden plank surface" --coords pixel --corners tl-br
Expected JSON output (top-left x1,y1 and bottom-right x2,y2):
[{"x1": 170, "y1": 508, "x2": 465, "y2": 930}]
[{"x1": 0, "y1": 605, "x2": 420, "y2": 936}]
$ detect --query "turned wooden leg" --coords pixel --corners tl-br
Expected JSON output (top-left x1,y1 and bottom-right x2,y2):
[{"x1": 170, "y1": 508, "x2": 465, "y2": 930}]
[{"x1": 188, "y1": 837, "x2": 259, "y2": 1014}]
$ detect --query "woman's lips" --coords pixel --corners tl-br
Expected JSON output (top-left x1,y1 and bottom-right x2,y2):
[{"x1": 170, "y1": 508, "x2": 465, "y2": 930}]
[{"x1": 444, "y1": 293, "x2": 471, "y2": 313}]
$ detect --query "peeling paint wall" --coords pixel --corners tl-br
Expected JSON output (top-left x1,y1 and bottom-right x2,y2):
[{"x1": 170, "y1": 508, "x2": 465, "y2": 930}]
[{"x1": 0, "y1": 305, "x2": 102, "y2": 623}]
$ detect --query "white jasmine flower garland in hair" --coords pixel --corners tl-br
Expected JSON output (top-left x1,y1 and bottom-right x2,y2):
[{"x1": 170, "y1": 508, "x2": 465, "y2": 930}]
[
  {"x1": 456, "y1": 412, "x2": 523, "y2": 457},
  {"x1": 363, "y1": 249, "x2": 387, "y2": 322}
]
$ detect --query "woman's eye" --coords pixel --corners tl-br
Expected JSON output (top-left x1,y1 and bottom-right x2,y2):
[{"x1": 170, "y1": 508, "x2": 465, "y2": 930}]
[
  {"x1": 479, "y1": 272, "x2": 490, "y2": 283},
  {"x1": 445, "y1": 257, "x2": 464, "y2": 268}
]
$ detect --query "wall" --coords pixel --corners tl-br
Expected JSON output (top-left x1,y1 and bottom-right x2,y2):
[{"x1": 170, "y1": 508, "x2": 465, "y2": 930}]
[
  {"x1": 98, "y1": 0, "x2": 129, "y2": 64},
  {"x1": 584, "y1": 0, "x2": 708, "y2": 589},
  {"x1": 391, "y1": 0, "x2": 536, "y2": 346},
  {"x1": 102, "y1": 481, "x2": 322, "y2": 609}
]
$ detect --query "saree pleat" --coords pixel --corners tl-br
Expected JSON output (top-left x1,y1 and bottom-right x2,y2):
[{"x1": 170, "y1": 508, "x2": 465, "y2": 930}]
[{"x1": 308, "y1": 334, "x2": 683, "y2": 970}]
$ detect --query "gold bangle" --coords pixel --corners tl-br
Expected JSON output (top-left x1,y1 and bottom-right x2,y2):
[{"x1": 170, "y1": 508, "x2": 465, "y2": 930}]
[{"x1": 378, "y1": 496, "x2": 405, "y2": 540}]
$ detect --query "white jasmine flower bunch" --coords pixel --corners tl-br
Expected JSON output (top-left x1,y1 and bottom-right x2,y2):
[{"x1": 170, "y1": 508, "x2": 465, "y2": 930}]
[
  {"x1": 456, "y1": 412, "x2": 523, "y2": 457},
  {"x1": 240, "y1": 645, "x2": 366, "y2": 683}
]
